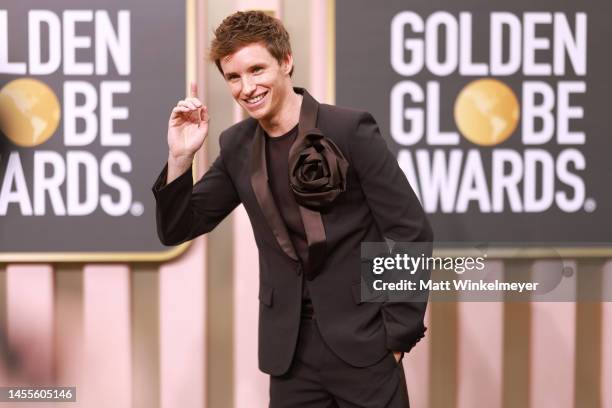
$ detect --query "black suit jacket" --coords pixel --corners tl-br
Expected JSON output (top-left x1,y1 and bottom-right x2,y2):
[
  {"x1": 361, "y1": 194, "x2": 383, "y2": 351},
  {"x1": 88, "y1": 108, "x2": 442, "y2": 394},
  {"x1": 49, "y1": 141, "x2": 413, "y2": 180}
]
[{"x1": 152, "y1": 88, "x2": 433, "y2": 376}]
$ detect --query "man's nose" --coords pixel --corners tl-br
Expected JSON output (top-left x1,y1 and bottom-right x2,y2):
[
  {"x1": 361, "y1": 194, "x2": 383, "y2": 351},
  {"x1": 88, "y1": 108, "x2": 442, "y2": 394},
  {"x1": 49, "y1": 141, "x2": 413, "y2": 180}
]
[{"x1": 241, "y1": 77, "x2": 256, "y2": 95}]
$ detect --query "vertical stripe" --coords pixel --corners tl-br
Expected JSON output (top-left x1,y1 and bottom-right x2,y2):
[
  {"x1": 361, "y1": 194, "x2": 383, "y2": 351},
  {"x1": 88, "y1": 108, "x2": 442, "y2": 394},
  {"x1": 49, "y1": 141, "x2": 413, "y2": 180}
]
[
  {"x1": 530, "y1": 260, "x2": 576, "y2": 408},
  {"x1": 0, "y1": 265, "x2": 6, "y2": 328},
  {"x1": 0, "y1": 264, "x2": 8, "y2": 382},
  {"x1": 195, "y1": 0, "x2": 208, "y2": 103},
  {"x1": 602, "y1": 261, "x2": 612, "y2": 408},
  {"x1": 282, "y1": 0, "x2": 311, "y2": 90},
  {"x1": 457, "y1": 260, "x2": 503, "y2": 408},
  {"x1": 159, "y1": 239, "x2": 206, "y2": 408},
  {"x1": 205, "y1": 2, "x2": 239, "y2": 407},
  {"x1": 429, "y1": 269, "x2": 458, "y2": 408},
  {"x1": 6, "y1": 265, "x2": 55, "y2": 383},
  {"x1": 310, "y1": 0, "x2": 331, "y2": 102},
  {"x1": 502, "y1": 260, "x2": 532, "y2": 408},
  {"x1": 196, "y1": 0, "x2": 208, "y2": 403},
  {"x1": 82, "y1": 265, "x2": 131, "y2": 408},
  {"x1": 131, "y1": 264, "x2": 160, "y2": 408},
  {"x1": 327, "y1": 0, "x2": 335, "y2": 103},
  {"x1": 158, "y1": 1, "x2": 208, "y2": 407},
  {"x1": 0, "y1": 264, "x2": 6, "y2": 330},
  {"x1": 186, "y1": 0, "x2": 196, "y2": 95},
  {"x1": 574, "y1": 260, "x2": 604, "y2": 408},
  {"x1": 404, "y1": 307, "x2": 430, "y2": 408},
  {"x1": 234, "y1": 208, "x2": 269, "y2": 407},
  {"x1": 53, "y1": 264, "x2": 84, "y2": 406}
]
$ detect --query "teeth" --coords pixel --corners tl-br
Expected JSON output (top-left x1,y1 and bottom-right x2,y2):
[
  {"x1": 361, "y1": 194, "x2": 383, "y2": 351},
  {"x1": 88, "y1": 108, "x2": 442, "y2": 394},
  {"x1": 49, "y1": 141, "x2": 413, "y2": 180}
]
[{"x1": 246, "y1": 92, "x2": 266, "y2": 104}]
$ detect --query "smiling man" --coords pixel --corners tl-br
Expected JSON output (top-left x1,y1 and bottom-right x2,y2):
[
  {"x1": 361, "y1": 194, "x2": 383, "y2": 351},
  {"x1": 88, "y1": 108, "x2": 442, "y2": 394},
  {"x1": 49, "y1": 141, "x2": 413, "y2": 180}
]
[{"x1": 152, "y1": 10, "x2": 432, "y2": 408}]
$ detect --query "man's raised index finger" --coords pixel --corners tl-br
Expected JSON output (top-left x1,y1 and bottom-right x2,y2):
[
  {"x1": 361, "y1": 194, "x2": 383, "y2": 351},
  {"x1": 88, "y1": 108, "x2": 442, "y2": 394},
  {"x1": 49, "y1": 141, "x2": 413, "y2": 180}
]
[{"x1": 190, "y1": 82, "x2": 198, "y2": 98}]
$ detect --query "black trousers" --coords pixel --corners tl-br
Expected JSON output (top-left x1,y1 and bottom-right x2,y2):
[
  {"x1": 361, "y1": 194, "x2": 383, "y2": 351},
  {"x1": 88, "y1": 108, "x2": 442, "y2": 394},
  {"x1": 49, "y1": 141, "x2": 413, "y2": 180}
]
[{"x1": 269, "y1": 318, "x2": 410, "y2": 408}]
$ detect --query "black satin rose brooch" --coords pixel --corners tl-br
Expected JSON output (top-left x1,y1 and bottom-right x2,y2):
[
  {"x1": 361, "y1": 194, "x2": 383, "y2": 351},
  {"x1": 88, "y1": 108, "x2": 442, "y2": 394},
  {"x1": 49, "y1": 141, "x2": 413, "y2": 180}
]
[{"x1": 288, "y1": 128, "x2": 349, "y2": 211}]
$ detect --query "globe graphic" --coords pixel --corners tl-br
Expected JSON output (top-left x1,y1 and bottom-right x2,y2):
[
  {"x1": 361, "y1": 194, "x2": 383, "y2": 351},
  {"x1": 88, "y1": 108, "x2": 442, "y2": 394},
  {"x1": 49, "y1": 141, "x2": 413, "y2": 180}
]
[
  {"x1": 0, "y1": 78, "x2": 60, "y2": 147},
  {"x1": 454, "y1": 78, "x2": 519, "y2": 146}
]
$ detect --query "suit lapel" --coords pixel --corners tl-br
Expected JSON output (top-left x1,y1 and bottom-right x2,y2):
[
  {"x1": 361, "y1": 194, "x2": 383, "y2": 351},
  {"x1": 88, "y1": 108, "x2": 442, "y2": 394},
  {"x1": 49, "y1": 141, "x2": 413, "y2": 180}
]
[
  {"x1": 293, "y1": 89, "x2": 328, "y2": 278},
  {"x1": 249, "y1": 88, "x2": 328, "y2": 277},
  {"x1": 250, "y1": 124, "x2": 299, "y2": 261}
]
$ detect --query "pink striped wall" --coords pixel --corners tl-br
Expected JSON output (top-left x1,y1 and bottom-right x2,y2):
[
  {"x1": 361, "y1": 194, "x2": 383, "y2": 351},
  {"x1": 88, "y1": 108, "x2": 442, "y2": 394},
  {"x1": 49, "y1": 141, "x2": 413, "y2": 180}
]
[
  {"x1": 6, "y1": 265, "x2": 54, "y2": 384},
  {"x1": 530, "y1": 261, "x2": 577, "y2": 408},
  {"x1": 457, "y1": 261, "x2": 504, "y2": 408},
  {"x1": 82, "y1": 265, "x2": 131, "y2": 408}
]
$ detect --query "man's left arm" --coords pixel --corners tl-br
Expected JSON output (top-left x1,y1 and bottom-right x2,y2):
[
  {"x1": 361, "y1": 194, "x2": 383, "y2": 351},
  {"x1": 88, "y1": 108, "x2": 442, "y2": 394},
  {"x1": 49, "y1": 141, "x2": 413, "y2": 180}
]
[{"x1": 348, "y1": 111, "x2": 434, "y2": 354}]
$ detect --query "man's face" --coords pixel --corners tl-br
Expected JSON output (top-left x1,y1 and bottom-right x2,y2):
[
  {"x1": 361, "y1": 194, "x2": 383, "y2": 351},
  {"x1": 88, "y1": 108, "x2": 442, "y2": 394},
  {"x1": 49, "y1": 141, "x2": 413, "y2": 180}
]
[{"x1": 220, "y1": 42, "x2": 293, "y2": 122}]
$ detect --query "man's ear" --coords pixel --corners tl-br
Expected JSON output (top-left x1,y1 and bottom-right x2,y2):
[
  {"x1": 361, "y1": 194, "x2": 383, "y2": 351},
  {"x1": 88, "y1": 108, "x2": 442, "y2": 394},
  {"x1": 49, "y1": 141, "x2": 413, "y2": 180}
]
[{"x1": 282, "y1": 54, "x2": 294, "y2": 76}]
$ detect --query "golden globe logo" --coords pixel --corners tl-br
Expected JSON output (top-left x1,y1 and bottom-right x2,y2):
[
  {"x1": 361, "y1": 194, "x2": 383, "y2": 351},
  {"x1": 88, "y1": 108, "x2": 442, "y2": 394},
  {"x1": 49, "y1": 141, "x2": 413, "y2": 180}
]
[
  {"x1": 0, "y1": 78, "x2": 61, "y2": 147},
  {"x1": 0, "y1": 9, "x2": 144, "y2": 217},
  {"x1": 390, "y1": 11, "x2": 595, "y2": 214},
  {"x1": 454, "y1": 79, "x2": 519, "y2": 147}
]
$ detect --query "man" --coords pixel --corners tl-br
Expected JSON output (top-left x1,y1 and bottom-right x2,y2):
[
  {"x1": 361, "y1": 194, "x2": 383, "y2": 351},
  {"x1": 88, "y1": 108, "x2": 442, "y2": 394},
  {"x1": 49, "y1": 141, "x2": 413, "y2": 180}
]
[{"x1": 152, "y1": 10, "x2": 432, "y2": 408}]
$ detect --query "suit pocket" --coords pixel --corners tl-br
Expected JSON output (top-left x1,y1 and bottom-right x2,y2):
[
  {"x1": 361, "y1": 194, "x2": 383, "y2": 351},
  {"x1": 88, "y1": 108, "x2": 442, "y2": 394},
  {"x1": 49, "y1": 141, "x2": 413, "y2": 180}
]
[
  {"x1": 259, "y1": 283, "x2": 274, "y2": 307},
  {"x1": 352, "y1": 282, "x2": 387, "y2": 305}
]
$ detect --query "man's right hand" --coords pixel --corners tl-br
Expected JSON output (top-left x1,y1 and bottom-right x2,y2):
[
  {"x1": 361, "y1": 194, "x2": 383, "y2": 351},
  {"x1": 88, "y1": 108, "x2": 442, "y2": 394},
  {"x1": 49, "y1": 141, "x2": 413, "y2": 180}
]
[{"x1": 166, "y1": 82, "x2": 209, "y2": 184}]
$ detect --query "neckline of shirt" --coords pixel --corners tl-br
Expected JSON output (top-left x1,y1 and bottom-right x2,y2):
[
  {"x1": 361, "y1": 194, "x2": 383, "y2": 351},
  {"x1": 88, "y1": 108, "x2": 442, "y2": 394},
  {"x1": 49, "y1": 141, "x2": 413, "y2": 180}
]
[{"x1": 265, "y1": 123, "x2": 299, "y2": 141}]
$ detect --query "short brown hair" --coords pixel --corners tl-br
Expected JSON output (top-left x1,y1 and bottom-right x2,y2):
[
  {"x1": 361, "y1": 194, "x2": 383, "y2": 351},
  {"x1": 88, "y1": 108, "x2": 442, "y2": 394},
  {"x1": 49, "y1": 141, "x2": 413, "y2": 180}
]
[{"x1": 209, "y1": 10, "x2": 294, "y2": 76}]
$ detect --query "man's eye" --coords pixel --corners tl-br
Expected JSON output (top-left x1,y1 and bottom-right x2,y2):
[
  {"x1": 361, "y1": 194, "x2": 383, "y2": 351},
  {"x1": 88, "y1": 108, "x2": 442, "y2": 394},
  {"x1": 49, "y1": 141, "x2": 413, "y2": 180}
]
[{"x1": 253, "y1": 67, "x2": 263, "y2": 73}]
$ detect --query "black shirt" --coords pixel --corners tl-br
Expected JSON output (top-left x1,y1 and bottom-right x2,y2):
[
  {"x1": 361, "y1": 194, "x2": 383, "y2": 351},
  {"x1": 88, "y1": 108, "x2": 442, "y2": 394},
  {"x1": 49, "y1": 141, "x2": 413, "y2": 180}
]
[{"x1": 265, "y1": 124, "x2": 314, "y2": 318}]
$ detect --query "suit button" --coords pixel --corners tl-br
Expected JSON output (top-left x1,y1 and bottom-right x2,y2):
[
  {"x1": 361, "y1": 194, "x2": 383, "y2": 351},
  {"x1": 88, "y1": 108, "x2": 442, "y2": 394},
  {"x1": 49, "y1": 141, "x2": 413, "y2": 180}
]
[{"x1": 296, "y1": 265, "x2": 302, "y2": 276}]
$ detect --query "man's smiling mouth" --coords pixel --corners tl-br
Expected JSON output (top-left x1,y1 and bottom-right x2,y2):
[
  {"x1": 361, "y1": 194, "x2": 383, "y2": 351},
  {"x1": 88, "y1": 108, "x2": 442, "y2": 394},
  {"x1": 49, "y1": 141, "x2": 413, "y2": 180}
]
[{"x1": 244, "y1": 91, "x2": 268, "y2": 105}]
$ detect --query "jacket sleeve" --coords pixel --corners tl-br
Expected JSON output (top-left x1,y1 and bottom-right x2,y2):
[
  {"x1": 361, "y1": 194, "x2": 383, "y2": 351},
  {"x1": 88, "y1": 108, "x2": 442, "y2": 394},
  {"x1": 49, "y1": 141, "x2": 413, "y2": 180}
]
[
  {"x1": 348, "y1": 111, "x2": 434, "y2": 353},
  {"x1": 151, "y1": 139, "x2": 241, "y2": 246}
]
